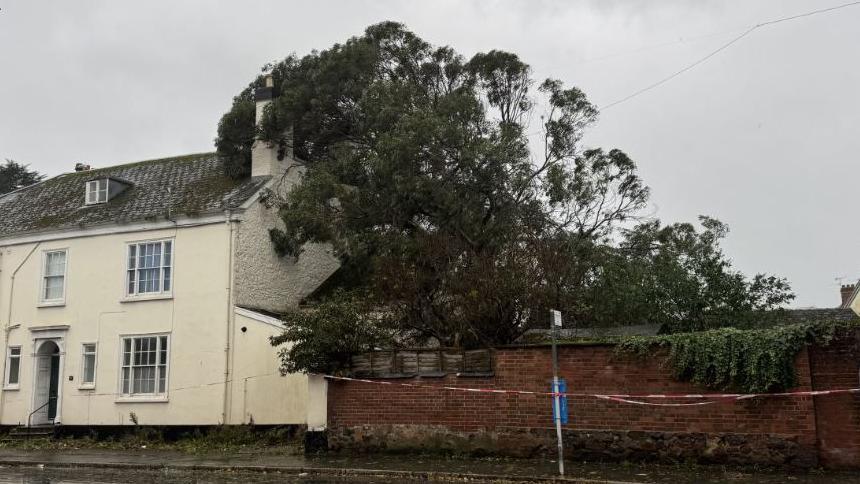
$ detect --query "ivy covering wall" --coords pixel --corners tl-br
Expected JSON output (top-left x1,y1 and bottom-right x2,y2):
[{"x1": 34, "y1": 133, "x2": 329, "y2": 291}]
[{"x1": 616, "y1": 320, "x2": 859, "y2": 393}]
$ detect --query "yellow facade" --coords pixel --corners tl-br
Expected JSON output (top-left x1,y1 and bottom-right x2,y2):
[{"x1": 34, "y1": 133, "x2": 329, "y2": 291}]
[{"x1": 0, "y1": 217, "x2": 321, "y2": 427}]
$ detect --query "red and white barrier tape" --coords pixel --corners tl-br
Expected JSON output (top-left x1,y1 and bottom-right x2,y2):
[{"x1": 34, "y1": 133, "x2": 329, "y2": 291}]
[
  {"x1": 595, "y1": 396, "x2": 727, "y2": 407},
  {"x1": 316, "y1": 373, "x2": 860, "y2": 407}
]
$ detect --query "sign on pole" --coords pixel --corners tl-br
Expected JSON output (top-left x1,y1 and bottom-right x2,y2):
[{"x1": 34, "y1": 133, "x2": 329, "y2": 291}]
[
  {"x1": 549, "y1": 309, "x2": 565, "y2": 476},
  {"x1": 551, "y1": 309, "x2": 562, "y2": 327},
  {"x1": 552, "y1": 379, "x2": 568, "y2": 424}
]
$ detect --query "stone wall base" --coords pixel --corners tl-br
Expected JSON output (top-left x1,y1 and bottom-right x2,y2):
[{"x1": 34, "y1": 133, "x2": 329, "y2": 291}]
[{"x1": 328, "y1": 425, "x2": 818, "y2": 467}]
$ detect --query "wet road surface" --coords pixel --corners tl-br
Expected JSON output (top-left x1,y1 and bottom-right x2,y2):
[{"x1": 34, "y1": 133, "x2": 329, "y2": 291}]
[
  {"x1": 0, "y1": 466, "x2": 417, "y2": 483},
  {"x1": 0, "y1": 450, "x2": 859, "y2": 483}
]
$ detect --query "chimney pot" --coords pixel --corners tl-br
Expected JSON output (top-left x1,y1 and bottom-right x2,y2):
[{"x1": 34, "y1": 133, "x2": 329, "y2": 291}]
[
  {"x1": 840, "y1": 283, "x2": 856, "y2": 308},
  {"x1": 74, "y1": 163, "x2": 91, "y2": 172},
  {"x1": 251, "y1": 76, "x2": 291, "y2": 178}
]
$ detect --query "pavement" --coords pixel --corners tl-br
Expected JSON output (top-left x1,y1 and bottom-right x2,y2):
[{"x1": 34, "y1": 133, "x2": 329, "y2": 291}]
[
  {"x1": 0, "y1": 449, "x2": 858, "y2": 483},
  {"x1": 0, "y1": 449, "x2": 611, "y2": 483}
]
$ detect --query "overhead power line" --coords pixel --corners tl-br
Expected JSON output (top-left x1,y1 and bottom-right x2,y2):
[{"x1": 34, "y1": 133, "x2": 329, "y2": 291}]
[
  {"x1": 577, "y1": 26, "x2": 750, "y2": 65},
  {"x1": 601, "y1": 1, "x2": 860, "y2": 111}
]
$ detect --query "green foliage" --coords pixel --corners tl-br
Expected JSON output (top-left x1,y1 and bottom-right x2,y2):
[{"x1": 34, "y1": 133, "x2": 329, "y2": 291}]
[
  {"x1": 215, "y1": 99, "x2": 256, "y2": 178},
  {"x1": 172, "y1": 425, "x2": 300, "y2": 452},
  {"x1": 270, "y1": 291, "x2": 397, "y2": 374},
  {"x1": 617, "y1": 320, "x2": 858, "y2": 393},
  {"x1": 0, "y1": 159, "x2": 44, "y2": 195},
  {"x1": 0, "y1": 425, "x2": 301, "y2": 453},
  {"x1": 219, "y1": 22, "x2": 794, "y2": 357},
  {"x1": 583, "y1": 217, "x2": 794, "y2": 333}
]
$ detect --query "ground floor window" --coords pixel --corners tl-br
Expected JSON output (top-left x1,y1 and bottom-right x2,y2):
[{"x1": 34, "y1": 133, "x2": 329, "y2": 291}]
[
  {"x1": 120, "y1": 335, "x2": 168, "y2": 396},
  {"x1": 81, "y1": 343, "x2": 97, "y2": 387},
  {"x1": 5, "y1": 347, "x2": 21, "y2": 388}
]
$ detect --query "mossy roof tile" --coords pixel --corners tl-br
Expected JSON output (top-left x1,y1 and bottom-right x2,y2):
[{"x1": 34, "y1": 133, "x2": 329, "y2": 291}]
[{"x1": 0, "y1": 153, "x2": 269, "y2": 239}]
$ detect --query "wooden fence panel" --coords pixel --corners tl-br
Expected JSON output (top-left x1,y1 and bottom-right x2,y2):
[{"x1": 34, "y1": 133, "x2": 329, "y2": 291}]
[{"x1": 351, "y1": 348, "x2": 493, "y2": 377}]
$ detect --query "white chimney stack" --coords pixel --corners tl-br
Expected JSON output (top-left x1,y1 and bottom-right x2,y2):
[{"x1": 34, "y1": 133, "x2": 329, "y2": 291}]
[{"x1": 251, "y1": 74, "x2": 293, "y2": 178}]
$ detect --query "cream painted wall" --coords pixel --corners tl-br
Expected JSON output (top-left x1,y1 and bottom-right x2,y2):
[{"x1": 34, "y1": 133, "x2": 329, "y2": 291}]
[
  {"x1": 0, "y1": 222, "x2": 233, "y2": 426},
  {"x1": 0, "y1": 175, "x2": 336, "y2": 427},
  {"x1": 230, "y1": 310, "x2": 310, "y2": 425},
  {"x1": 230, "y1": 309, "x2": 328, "y2": 427}
]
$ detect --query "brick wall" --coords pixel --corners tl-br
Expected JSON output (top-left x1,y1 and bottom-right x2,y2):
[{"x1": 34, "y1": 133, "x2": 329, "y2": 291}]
[
  {"x1": 810, "y1": 338, "x2": 860, "y2": 467},
  {"x1": 327, "y1": 340, "x2": 860, "y2": 468}
]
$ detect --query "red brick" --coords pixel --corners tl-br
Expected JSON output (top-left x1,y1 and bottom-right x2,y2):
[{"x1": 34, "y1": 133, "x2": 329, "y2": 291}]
[{"x1": 328, "y1": 339, "x2": 860, "y2": 468}]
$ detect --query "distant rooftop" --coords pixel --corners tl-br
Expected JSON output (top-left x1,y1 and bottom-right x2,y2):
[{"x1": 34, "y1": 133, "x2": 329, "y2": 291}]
[
  {"x1": 782, "y1": 307, "x2": 859, "y2": 324},
  {"x1": 518, "y1": 307, "x2": 860, "y2": 342}
]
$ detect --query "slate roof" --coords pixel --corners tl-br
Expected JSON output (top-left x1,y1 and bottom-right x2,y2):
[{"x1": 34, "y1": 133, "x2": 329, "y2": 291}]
[
  {"x1": 517, "y1": 308, "x2": 860, "y2": 343},
  {"x1": 782, "y1": 308, "x2": 860, "y2": 323},
  {"x1": 0, "y1": 153, "x2": 270, "y2": 240},
  {"x1": 521, "y1": 324, "x2": 663, "y2": 340}
]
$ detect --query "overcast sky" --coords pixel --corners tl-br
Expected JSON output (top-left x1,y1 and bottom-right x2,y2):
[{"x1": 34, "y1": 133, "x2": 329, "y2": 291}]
[{"x1": 1, "y1": 1, "x2": 858, "y2": 308}]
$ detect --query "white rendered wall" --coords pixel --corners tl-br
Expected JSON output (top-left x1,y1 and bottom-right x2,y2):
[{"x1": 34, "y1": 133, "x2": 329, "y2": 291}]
[
  {"x1": 230, "y1": 309, "x2": 312, "y2": 425},
  {"x1": 233, "y1": 176, "x2": 339, "y2": 314}
]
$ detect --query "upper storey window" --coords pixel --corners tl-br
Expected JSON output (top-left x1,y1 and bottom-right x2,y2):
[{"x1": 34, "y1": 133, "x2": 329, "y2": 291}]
[
  {"x1": 40, "y1": 249, "x2": 67, "y2": 305},
  {"x1": 85, "y1": 179, "x2": 109, "y2": 204},
  {"x1": 126, "y1": 240, "x2": 173, "y2": 297}
]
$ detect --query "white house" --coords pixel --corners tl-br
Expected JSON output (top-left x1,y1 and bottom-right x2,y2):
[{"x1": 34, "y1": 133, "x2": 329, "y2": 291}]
[{"x1": 0, "y1": 78, "x2": 336, "y2": 429}]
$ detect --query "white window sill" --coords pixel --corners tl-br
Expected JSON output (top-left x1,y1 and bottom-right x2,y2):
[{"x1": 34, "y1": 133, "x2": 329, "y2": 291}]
[
  {"x1": 3, "y1": 385, "x2": 20, "y2": 391},
  {"x1": 37, "y1": 301, "x2": 65, "y2": 308},
  {"x1": 78, "y1": 385, "x2": 96, "y2": 391},
  {"x1": 120, "y1": 293, "x2": 173, "y2": 303},
  {"x1": 115, "y1": 396, "x2": 169, "y2": 403}
]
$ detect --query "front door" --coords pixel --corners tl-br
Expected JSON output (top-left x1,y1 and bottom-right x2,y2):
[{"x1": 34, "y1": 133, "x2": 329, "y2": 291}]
[
  {"x1": 32, "y1": 340, "x2": 60, "y2": 425},
  {"x1": 47, "y1": 353, "x2": 59, "y2": 420}
]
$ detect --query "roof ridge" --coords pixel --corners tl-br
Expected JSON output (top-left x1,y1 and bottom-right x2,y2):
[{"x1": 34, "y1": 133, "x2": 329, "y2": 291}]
[
  {"x1": 1, "y1": 152, "x2": 219, "y2": 199},
  {"x1": 0, "y1": 176, "x2": 52, "y2": 200},
  {"x1": 65, "y1": 152, "x2": 217, "y2": 176}
]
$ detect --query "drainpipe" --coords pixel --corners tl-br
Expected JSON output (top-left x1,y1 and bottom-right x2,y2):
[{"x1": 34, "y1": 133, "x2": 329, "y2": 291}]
[
  {"x1": 0, "y1": 243, "x2": 41, "y2": 422},
  {"x1": 221, "y1": 211, "x2": 237, "y2": 424}
]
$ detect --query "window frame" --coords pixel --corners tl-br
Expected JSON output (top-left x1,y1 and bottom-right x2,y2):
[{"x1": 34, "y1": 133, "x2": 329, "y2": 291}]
[
  {"x1": 79, "y1": 342, "x2": 98, "y2": 389},
  {"x1": 4, "y1": 346, "x2": 21, "y2": 390},
  {"x1": 85, "y1": 179, "x2": 109, "y2": 205},
  {"x1": 39, "y1": 249, "x2": 68, "y2": 307},
  {"x1": 123, "y1": 238, "x2": 174, "y2": 300},
  {"x1": 117, "y1": 333, "x2": 170, "y2": 401}
]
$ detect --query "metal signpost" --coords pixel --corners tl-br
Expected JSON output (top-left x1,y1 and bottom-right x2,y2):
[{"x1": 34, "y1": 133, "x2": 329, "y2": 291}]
[{"x1": 550, "y1": 309, "x2": 565, "y2": 476}]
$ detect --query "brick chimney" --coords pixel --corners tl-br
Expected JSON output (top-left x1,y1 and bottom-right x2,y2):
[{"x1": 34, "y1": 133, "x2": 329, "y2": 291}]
[
  {"x1": 840, "y1": 283, "x2": 856, "y2": 308},
  {"x1": 251, "y1": 74, "x2": 293, "y2": 178}
]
